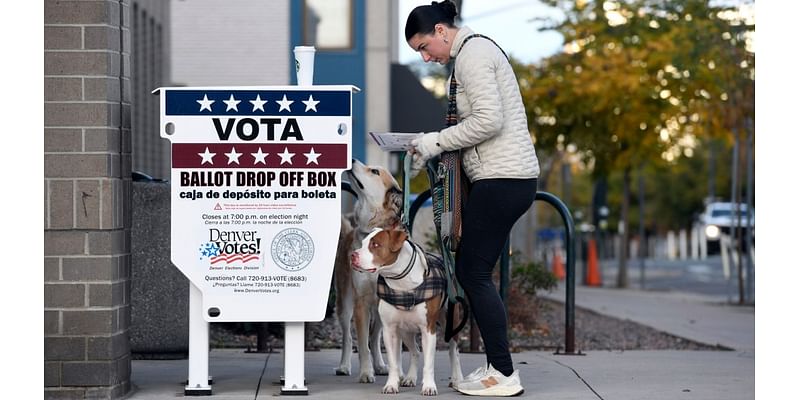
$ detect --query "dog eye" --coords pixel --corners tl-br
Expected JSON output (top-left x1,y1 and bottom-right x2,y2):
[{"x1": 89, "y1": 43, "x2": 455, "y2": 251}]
[
  {"x1": 370, "y1": 169, "x2": 380, "y2": 175},
  {"x1": 371, "y1": 242, "x2": 380, "y2": 248}
]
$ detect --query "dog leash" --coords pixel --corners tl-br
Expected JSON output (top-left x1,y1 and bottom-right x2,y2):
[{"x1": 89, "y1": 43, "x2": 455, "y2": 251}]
[
  {"x1": 402, "y1": 153, "x2": 411, "y2": 228},
  {"x1": 399, "y1": 155, "x2": 469, "y2": 343}
]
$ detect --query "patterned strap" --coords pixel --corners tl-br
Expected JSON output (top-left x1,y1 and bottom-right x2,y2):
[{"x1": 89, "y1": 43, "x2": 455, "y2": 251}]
[
  {"x1": 445, "y1": 71, "x2": 458, "y2": 127},
  {"x1": 447, "y1": 34, "x2": 506, "y2": 127},
  {"x1": 457, "y1": 34, "x2": 508, "y2": 60},
  {"x1": 441, "y1": 34, "x2": 508, "y2": 246}
]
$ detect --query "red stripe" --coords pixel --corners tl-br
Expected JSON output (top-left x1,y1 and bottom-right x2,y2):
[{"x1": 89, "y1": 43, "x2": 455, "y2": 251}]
[
  {"x1": 224, "y1": 255, "x2": 244, "y2": 263},
  {"x1": 210, "y1": 254, "x2": 260, "y2": 265},
  {"x1": 210, "y1": 256, "x2": 228, "y2": 265},
  {"x1": 172, "y1": 143, "x2": 348, "y2": 169}
]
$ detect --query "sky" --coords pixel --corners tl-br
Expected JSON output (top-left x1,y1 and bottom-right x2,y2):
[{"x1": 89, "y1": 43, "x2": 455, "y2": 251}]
[
  {"x1": 397, "y1": 0, "x2": 755, "y2": 66},
  {"x1": 398, "y1": 0, "x2": 566, "y2": 65}
]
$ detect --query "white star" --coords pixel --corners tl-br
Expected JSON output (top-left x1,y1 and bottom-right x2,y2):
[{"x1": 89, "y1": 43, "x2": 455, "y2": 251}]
[
  {"x1": 250, "y1": 95, "x2": 267, "y2": 112},
  {"x1": 302, "y1": 95, "x2": 320, "y2": 112},
  {"x1": 224, "y1": 147, "x2": 242, "y2": 164},
  {"x1": 197, "y1": 94, "x2": 215, "y2": 112},
  {"x1": 251, "y1": 147, "x2": 269, "y2": 165},
  {"x1": 276, "y1": 94, "x2": 294, "y2": 112},
  {"x1": 278, "y1": 147, "x2": 295, "y2": 165},
  {"x1": 303, "y1": 147, "x2": 321, "y2": 165},
  {"x1": 223, "y1": 94, "x2": 241, "y2": 112},
  {"x1": 198, "y1": 147, "x2": 216, "y2": 165}
]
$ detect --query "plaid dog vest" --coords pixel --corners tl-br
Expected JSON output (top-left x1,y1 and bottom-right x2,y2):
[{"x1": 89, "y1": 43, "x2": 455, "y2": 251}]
[{"x1": 376, "y1": 249, "x2": 447, "y2": 311}]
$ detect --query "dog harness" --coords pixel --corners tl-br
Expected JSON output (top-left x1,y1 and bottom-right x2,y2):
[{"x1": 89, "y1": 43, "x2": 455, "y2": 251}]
[{"x1": 376, "y1": 243, "x2": 447, "y2": 311}]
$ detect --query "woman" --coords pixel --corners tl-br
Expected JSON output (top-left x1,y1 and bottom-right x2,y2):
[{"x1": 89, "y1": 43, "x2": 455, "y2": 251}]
[{"x1": 406, "y1": 1, "x2": 540, "y2": 396}]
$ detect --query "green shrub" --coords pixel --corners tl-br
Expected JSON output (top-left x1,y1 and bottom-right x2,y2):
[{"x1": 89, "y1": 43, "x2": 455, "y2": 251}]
[{"x1": 511, "y1": 259, "x2": 558, "y2": 297}]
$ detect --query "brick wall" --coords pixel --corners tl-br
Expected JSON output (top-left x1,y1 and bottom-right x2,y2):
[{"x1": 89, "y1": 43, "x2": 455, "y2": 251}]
[{"x1": 44, "y1": 1, "x2": 133, "y2": 398}]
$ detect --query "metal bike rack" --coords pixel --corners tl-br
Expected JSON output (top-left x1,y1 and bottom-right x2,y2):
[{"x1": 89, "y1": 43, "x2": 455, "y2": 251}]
[{"x1": 408, "y1": 189, "x2": 579, "y2": 355}]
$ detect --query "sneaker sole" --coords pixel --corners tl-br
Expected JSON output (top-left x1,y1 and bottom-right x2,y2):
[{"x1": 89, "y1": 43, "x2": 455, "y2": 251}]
[{"x1": 457, "y1": 386, "x2": 524, "y2": 397}]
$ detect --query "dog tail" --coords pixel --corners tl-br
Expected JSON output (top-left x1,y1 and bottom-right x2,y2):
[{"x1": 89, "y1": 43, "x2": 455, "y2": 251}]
[{"x1": 444, "y1": 296, "x2": 469, "y2": 343}]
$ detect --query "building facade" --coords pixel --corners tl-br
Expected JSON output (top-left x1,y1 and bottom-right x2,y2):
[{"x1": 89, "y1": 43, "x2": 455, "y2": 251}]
[
  {"x1": 170, "y1": 0, "x2": 393, "y2": 166},
  {"x1": 131, "y1": 0, "x2": 171, "y2": 179},
  {"x1": 44, "y1": 0, "x2": 169, "y2": 398}
]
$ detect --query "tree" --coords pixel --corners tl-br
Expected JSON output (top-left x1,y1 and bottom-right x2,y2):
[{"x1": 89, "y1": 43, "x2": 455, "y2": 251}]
[{"x1": 521, "y1": 0, "x2": 754, "y2": 287}]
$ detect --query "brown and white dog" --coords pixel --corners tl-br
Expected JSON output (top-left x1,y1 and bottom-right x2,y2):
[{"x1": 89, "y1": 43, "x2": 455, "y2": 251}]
[
  {"x1": 334, "y1": 159, "x2": 403, "y2": 382},
  {"x1": 351, "y1": 228, "x2": 464, "y2": 395}
]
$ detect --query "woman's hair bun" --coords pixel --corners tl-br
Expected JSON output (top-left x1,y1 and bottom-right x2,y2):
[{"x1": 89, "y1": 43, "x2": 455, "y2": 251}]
[
  {"x1": 405, "y1": 0, "x2": 459, "y2": 40},
  {"x1": 433, "y1": 1, "x2": 458, "y2": 19}
]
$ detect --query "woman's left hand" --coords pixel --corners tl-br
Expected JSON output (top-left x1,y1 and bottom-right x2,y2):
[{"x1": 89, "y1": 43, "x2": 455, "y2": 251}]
[{"x1": 407, "y1": 150, "x2": 428, "y2": 177}]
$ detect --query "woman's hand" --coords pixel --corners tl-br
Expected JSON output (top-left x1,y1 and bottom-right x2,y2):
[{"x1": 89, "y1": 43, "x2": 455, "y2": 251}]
[
  {"x1": 407, "y1": 132, "x2": 443, "y2": 177},
  {"x1": 407, "y1": 150, "x2": 428, "y2": 177},
  {"x1": 410, "y1": 132, "x2": 443, "y2": 161}
]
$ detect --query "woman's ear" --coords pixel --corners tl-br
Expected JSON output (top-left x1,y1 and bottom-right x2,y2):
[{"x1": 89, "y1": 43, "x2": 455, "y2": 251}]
[{"x1": 435, "y1": 23, "x2": 446, "y2": 37}]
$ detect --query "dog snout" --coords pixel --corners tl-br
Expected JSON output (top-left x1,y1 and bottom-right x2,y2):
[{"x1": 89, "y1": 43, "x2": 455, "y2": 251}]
[{"x1": 350, "y1": 251, "x2": 377, "y2": 273}]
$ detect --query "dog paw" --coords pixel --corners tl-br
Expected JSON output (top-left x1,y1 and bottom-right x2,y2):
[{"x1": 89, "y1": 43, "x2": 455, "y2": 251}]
[
  {"x1": 421, "y1": 385, "x2": 438, "y2": 396},
  {"x1": 382, "y1": 383, "x2": 400, "y2": 394},
  {"x1": 400, "y1": 376, "x2": 417, "y2": 387},
  {"x1": 359, "y1": 373, "x2": 375, "y2": 383},
  {"x1": 335, "y1": 366, "x2": 351, "y2": 376},
  {"x1": 374, "y1": 365, "x2": 389, "y2": 376}
]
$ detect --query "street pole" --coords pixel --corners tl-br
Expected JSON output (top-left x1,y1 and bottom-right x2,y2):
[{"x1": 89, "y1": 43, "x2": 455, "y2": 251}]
[
  {"x1": 562, "y1": 161, "x2": 572, "y2": 208},
  {"x1": 708, "y1": 137, "x2": 716, "y2": 201},
  {"x1": 744, "y1": 118, "x2": 754, "y2": 303},
  {"x1": 638, "y1": 165, "x2": 646, "y2": 290},
  {"x1": 730, "y1": 129, "x2": 744, "y2": 305}
]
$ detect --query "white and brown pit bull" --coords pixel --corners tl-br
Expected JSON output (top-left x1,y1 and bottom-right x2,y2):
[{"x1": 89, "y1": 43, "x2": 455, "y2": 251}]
[{"x1": 351, "y1": 228, "x2": 464, "y2": 395}]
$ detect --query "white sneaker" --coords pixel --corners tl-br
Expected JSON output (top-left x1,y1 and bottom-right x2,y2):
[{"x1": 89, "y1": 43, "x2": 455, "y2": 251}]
[
  {"x1": 453, "y1": 364, "x2": 487, "y2": 390},
  {"x1": 455, "y1": 364, "x2": 524, "y2": 396},
  {"x1": 463, "y1": 364, "x2": 488, "y2": 382}
]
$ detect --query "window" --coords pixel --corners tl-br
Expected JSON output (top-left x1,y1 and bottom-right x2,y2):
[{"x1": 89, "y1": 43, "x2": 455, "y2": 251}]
[{"x1": 304, "y1": 0, "x2": 353, "y2": 50}]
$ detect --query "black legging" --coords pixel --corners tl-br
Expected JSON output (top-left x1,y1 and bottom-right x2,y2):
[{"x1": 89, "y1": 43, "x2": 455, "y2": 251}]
[{"x1": 455, "y1": 178, "x2": 537, "y2": 377}]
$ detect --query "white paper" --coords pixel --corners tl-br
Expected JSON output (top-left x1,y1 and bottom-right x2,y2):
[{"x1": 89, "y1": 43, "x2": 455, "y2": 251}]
[{"x1": 369, "y1": 131, "x2": 423, "y2": 152}]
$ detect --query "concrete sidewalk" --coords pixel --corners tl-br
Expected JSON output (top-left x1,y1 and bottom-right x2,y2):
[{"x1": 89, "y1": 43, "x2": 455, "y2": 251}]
[
  {"x1": 128, "y1": 285, "x2": 755, "y2": 399},
  {"x1": 130, "y1": 348, "x2": 753, "y2": 399},
  {"x1": 540, "y1": 285, "x2": 755, "y2": 351}
]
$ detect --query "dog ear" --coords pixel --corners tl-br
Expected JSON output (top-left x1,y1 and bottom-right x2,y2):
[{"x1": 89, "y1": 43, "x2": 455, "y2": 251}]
[
  {"x1": 388, "y1": 229, "x2": 408, "y2": 253},
  {"x1": 385, "y1": 186, "x2": 403, "y2": 219},
  {"x1": 370, "y1": 186, "x2": 403, "y2": 229}
]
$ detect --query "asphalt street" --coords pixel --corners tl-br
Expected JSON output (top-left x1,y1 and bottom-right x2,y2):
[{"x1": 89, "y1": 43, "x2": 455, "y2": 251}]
[{"x1": 596, "y1": 255, "x2": 753, "y2": 302}]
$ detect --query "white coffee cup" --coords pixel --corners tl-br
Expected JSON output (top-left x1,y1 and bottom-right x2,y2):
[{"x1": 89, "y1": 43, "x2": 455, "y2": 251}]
[{"x1": 293, "y1": 46, "x2": 316, "y2": 86}]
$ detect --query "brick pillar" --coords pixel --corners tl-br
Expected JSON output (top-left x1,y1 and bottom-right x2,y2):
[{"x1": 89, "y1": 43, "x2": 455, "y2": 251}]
[{"x1": 44, "y1": 1, "x2": 132, "y2": 398}]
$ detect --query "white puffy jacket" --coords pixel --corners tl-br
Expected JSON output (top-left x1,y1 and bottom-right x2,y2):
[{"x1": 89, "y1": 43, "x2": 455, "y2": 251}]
[{"x1": 436, "y1": 26, "x2": 540, "y2": 182}]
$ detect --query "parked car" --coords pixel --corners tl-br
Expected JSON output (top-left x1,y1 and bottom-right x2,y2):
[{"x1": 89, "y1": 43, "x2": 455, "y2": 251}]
[
  {"x1": 699, "y1": 202, "x2": 754, "y2": 253},
  {"x1": 132, "y1": 171, "x2": 167, "y2": 183}
]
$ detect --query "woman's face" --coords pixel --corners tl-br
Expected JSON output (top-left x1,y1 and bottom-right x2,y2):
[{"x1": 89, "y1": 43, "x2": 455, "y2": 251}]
[{"x1": 407, "y1": 27, "x2": 451, "y2": 65}]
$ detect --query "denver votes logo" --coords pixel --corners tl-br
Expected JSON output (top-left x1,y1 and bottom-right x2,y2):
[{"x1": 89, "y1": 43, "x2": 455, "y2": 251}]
[{"x1": 271, "y1": 228, "x2": 314, "y2": 271}]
